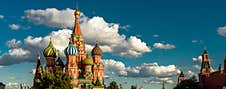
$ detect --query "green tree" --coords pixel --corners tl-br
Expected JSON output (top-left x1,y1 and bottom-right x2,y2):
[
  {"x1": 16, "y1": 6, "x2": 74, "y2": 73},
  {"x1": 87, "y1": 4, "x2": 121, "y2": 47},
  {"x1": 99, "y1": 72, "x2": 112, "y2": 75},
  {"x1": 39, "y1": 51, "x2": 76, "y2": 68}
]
[
  {"x1": 94, "y1": 79, "x2": 102, "y2": 86},
  {"x1": 131, "y1": 85, "x2": 137, "y2": 89},
  {"x1": 39, "y1": 71, "x2": 72, "y2": 89},
  {"x1": 53, "y1": 71, "x2": 72, "y2": 89},
  {"x1": 41, "y1": 71, "x2": 55, "y2": 89},
  {"x1": 189, "y1": 75, "x2": 197, "y2": 82},
  {"x1": 107, "y1": 81, "x2": 119, "y2": 89},
  {"x1": 119, "y1": 84, "x2": 122, "y2": 89}
]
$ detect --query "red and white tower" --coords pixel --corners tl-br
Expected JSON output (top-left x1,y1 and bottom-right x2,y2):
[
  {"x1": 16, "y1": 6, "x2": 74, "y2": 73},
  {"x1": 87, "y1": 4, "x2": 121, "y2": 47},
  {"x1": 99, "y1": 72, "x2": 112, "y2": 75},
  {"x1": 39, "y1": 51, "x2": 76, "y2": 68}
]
[{"x1": 92, "y1": 42, "x2": 104, "y2": 85}]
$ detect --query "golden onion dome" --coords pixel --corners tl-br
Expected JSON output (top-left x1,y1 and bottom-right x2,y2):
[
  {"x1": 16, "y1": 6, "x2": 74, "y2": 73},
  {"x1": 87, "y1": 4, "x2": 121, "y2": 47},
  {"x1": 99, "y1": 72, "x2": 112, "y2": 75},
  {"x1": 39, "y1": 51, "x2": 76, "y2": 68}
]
[
  {"x1": 43, "y1": 38, "x2": 59, "y2": 57},
  {"x1": 82, "y1": 56, "x2": 94, "y2": 65},
  {"x1": 91, "y1": 42, "x2": 102, "y2": 56},
  {"x1": 74, "y1": 10, "x2": 80, "y2": 16}
]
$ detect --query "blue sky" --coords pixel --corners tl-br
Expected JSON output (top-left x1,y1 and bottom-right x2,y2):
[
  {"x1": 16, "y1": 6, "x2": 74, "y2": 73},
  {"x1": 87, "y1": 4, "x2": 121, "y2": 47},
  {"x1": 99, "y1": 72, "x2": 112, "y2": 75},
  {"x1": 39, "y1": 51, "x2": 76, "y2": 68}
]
[{"x1": 1, "y1": 0, "x2": 226, "y2": 89}]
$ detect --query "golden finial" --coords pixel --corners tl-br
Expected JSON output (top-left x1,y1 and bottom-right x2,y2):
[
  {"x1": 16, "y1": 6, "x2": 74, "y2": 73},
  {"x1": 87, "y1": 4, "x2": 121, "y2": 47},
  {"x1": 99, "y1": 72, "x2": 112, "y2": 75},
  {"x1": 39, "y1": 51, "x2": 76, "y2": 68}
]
[
  {"x1": 74, "y1": 0, "x2": 80, "y2": 16},
  {"x1": 48, "y1": 33, "x2": 54, "y2": 46}
]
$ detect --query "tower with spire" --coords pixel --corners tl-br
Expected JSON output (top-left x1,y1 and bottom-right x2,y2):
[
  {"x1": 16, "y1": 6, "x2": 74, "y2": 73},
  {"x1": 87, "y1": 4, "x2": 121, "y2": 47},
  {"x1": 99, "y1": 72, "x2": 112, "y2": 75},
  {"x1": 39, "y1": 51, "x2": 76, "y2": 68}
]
[
  {"x1": 33, "y1": 53, "x2": 43, "y2": 89},
  {"x1": 32, "y1": 1, "x2": 104, "y2": 89},
  {"x1": 63, "y1": 2, "x2": 104, "y2": 89},
  {"x1": 177, "y1": 71, "x2": 185, "y2": 85},
  {"x1": 200, "y1": 48, "x2": 211, "y2": 76},
  {"x1": 162, "y1": 81, "x2": 165, "y2": 89}
]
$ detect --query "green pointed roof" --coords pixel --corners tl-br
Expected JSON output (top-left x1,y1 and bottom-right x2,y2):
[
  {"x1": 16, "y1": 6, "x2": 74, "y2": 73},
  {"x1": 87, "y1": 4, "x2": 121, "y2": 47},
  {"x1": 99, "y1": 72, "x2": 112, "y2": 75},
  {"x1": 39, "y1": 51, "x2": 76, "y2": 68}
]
[
  {"x1": 82, "y1": 56, "x2": 94, "y2": 65},
  {"x1": 34, "y1": 53, "x2": 43, "y2": 79},
  {"x1": 43, "y1": 37, "x2": 59, "y2": 57}
]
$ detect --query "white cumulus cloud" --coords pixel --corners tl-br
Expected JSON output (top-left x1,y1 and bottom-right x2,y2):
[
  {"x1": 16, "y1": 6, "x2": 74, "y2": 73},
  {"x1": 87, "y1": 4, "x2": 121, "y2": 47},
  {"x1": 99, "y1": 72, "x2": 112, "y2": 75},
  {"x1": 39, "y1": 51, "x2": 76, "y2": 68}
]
[
  {"x1": 0, "y1": 15, "x2": 4, "y2": 19},
  {"x1": 153, "y1": 43, "x2": 176, "y2": 50},
  {"x1": 9, "y1": 24, "x2": 20, "y2": 30},
  {"x1": 24, "y1": 8, "x2": 151, "y2": 57},
  {"x1": 0, "y1": 48, "x2": 30, "y2": 65},
  {"x1": 103, "y1": 59, "x2": 180, "y2": 77},
  {"x1": 192, "y1": 56, "x2": 202, "y2": 64},
  {"x1": 187, "y1": 70, "x2": 196, "y2": 77},
  {"x1": 152, "y1": 34, "x2": 159, "y2": 38},
  {"x1": 103, "y1": 59, "x2": 127, "y2": 76},
  {"x1": 217, "y1": 26, "x2": 226, "y2": 37},
  {"x1": 24, "y1": 8, "x2": 77, "y2": 28},
  {"x1": 6, "y1": 39, "x2": 22, "y2": 48},
  {"x1": 0, "y1": 8, "x2": 152, "y2": 66}
]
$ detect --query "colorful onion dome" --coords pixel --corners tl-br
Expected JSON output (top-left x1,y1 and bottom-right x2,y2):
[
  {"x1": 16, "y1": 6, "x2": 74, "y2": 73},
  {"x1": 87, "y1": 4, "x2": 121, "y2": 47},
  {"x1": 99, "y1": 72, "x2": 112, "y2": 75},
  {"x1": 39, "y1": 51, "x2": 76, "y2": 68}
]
[
  {"x1": 82, "y1": 56, "x2": 94, "y2": 65},
  {"x1": 91, "y1": 41, "x2": 102, "y2": 56},
  {"x1": 43, "y1": 38, "x2": 59, "y2": 57},
  {"x1": 64, "y1": 41, "x2": 78, "y2": 55}
]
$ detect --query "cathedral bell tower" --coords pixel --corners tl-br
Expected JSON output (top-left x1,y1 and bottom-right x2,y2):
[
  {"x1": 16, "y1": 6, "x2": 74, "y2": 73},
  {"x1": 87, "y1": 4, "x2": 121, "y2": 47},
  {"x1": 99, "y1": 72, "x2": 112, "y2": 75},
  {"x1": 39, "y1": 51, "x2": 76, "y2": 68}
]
[{"x1": 71, "y1": 8, "x2": 86, "y2": 61}]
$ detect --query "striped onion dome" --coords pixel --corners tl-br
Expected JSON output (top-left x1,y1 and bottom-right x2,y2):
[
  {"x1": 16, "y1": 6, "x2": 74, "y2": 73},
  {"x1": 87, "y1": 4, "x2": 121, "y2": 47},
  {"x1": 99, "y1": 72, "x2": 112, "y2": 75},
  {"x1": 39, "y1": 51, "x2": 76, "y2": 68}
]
[
  {"x1": 43, "y1": 38, "x2": 59, "y2": 57},
  {"x1": 64, "y1": 41, "x2": 78, "y2": 55}
]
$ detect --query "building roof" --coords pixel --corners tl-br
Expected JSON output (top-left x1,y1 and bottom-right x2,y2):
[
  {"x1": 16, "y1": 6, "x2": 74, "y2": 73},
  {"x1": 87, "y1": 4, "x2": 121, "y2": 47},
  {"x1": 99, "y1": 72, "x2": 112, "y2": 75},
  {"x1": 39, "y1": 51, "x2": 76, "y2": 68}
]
[
  {"x1": 91, "y1": 42, "x2": 102, "y2": 56},
  {"x1": 82, "y1": 56, "x2": 94, "y2": 65},
  {"x1": 179, "y1": 71, "x2": 185, "y2": 77},
  {"x1": 43, "y1": 37, "x2": 59, "y2": 57},
  {"x1": 64, "y1": 41, "x2": 78, "y2": 55}
]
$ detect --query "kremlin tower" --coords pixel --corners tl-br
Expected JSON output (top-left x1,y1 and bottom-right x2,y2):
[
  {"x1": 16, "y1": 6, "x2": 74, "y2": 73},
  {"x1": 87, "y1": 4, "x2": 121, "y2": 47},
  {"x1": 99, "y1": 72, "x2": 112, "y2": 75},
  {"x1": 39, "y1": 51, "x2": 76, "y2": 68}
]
[
  {"x1": 177, "y1": 71, "x2": 185, "y2": 85},
  {"x1": 198, "y1": 49, "x2": 226, "y2": 89},
  {"x1": 199, "y1": 49, "x2": 211, "y2": 77},
  {"x1": 32, "y1": 3, "x2": 104, "y2": 89}
]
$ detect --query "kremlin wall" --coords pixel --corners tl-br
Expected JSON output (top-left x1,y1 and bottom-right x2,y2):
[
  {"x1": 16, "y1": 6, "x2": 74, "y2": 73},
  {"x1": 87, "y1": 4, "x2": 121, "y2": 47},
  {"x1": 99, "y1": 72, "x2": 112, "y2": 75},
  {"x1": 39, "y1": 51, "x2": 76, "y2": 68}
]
[{"x1": 177, "y1": 49, "x2": 226, "y2": 89}]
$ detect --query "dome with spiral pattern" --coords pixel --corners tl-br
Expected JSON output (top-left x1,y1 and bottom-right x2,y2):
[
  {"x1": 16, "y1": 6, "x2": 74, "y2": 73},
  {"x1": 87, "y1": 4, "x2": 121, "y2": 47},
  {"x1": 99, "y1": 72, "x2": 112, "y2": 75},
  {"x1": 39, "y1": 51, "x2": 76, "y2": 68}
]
[
  {"x1": 64, "y1": 41, "x2": 78, "y2": 56},
  {"x1": 43, "y1": 38, "x2": 59, "y2": 57}
]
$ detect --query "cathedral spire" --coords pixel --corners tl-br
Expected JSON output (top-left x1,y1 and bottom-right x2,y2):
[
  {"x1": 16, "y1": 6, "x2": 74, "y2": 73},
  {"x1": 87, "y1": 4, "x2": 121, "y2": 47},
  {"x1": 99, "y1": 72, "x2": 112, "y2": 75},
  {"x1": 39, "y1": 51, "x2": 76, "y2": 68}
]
[
  {"x1": 162, "y1": 81, "x2": 165, "y2": 89},
  {"x1": 33, "y1": 53, "x2": 43, "y2": 88},
  {"x1": 35, "y1": 53, "x2": 43, "y2": 76},
  {"x1": 73, "y1": 1, "x2": 82, "y2": 36}
]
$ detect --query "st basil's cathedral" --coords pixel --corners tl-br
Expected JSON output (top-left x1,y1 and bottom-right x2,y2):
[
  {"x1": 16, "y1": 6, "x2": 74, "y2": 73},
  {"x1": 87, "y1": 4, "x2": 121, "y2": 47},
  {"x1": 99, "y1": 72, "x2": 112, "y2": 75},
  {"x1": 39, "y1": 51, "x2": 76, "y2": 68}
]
[{"x1": 32, "y1": 4, "x2": 104, "y2": 89}]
